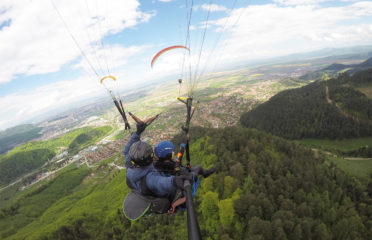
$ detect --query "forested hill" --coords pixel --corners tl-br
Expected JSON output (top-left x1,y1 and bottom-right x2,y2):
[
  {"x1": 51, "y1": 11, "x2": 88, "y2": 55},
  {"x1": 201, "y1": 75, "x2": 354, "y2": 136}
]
[
  {"x1": 0, "y1": 124, "x2": 42, "y2": 154},
  {"x1": 240, "y1": 68, "x2": 372, "y2": 139},
  {"x1": 1, "y1": 127, "x2": 371, "y2": 239},
  {"x1": 299, "y1": 57, "x2": 372, "y2": 81},
  {"x1": 0, "y1": 149, "x2": 55, "y2": 186}
]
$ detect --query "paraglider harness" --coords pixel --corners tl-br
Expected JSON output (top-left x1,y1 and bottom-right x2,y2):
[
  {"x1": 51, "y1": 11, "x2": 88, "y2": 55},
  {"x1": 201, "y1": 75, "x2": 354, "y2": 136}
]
[
  {"x1": 123, "y1": 145, "x2": 200, "y2": 220},
  {"x1": 123, "y1": 178, "x2": 171, "y2": 220}
]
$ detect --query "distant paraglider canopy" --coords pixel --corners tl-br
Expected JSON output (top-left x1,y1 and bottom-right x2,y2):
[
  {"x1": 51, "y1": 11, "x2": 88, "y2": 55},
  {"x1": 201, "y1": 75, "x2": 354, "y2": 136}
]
[
  {"x1": 100, "y1": 75, "x2": 116, "y2": 84},
  {"x1": 151, "y1": 45, "x2": 190, "y2": 68}
]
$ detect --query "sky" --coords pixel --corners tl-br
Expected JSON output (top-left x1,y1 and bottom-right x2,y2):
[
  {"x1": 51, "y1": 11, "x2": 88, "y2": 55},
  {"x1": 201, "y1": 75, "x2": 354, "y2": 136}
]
[{"x1": 0, "y1": 0, "x2": 372, "y2": 131}]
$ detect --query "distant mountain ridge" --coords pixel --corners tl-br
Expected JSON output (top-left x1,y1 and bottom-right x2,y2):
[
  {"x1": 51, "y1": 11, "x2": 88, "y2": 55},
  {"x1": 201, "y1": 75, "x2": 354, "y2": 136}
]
[
  {"x1": 324, "y1": 57, "x2": 372, "y2": 73},
  {"x1": 322, "y1": 63, "x2": 347, "y2": 71},
  {"x1": 299, "y1": 57, "x2": 372, "y2": 81},
  {"x1": 240, "y1": 68, "x2": 372, "y2": 139}
]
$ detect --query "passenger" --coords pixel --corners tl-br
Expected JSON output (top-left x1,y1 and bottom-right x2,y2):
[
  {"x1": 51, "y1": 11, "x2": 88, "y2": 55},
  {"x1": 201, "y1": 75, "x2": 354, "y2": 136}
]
[{"x1": 153, "y1": 140, "x2": 216, "y2": 177}]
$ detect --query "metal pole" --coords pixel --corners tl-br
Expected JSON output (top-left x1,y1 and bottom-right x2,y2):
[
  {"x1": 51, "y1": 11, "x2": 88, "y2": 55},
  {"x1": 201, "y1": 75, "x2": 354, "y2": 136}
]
[{"x1": 184, "y1": 180, "x2": 201, "y2": 240}]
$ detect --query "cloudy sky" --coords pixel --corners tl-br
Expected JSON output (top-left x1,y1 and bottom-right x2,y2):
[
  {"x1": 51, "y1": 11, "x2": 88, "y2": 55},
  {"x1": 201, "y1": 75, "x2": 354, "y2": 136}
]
[{"x1": 0, "y1": 0, "x2": 371, "y2": 130}]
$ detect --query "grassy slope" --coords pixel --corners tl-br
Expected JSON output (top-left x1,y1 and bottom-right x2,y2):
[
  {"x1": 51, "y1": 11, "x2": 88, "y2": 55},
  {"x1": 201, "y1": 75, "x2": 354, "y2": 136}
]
[
  {"x1": 111, "y1": 130, "x2": 129, "y2": 141},
  {"x1": 356, "y1": 83, "x2": 372, "y2": 99},
  {"x1": 10, "y1": 169, "x2": 128, "y2": 239},
  {"x1": 326, "y1": 155, "x2": 372, "y2": 179},
  {"x1": 0, "y1": 165, "x2": 90, "y2": 239},
  {"x1": 5, "y1": 126, "x2": 110, "y2": 157},
  {"x1": 298, "y1": 137, "x2": 372, "y2": 179},
  {"x1": 298, "y1": 137, "x2": 372, "y2": 152},
  {"x1": 0, "y1": 181, "x2": 36, "y2": 208},
  {"x1": 0, "y1": 148, "x2": 127, "y2": 240}
]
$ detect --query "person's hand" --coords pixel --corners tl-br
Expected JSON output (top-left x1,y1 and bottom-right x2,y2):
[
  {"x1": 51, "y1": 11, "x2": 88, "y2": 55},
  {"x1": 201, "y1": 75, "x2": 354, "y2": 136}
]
[
  {"x1": 173, "y1": 170, "x2": 193, "y2": 190},
  {"x1": 136, "y1": 122, "x2": 146, "y2": 135}
]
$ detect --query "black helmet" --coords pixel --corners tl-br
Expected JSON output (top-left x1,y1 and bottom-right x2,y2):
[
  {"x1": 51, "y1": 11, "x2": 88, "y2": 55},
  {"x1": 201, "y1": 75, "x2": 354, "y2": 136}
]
[{"x1": 129, "y1": 141, "x2": 154, "y2": 166}]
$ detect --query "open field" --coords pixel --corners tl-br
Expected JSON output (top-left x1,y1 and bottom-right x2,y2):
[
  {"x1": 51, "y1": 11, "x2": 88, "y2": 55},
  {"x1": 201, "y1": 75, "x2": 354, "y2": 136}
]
[
  {"x1": 299, "y1": 137, "x2": 372, "y2": 179},
  {"x1": 298, "y1": 137, "x2": 372, "y2": 152},
  {"x1": 357, "y1": 83, "x2": 372, "y2": 99},
  {"x1": 326, "y1": 155, "x2": 372, "y2": 179}
]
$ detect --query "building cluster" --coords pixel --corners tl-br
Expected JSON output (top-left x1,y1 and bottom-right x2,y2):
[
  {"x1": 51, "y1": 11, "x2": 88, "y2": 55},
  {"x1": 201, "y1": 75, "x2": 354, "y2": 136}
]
[{"x1": 77, "y1": 139, "x2": 126, "y2": 166}]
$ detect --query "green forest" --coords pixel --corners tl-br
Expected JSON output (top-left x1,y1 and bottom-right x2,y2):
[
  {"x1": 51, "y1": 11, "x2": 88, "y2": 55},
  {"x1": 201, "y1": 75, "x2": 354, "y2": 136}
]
[
  {"x1": 0, "y1": 149, "x2": 55, "y2": 186},
  {"x1": 68, "y1": 127, "x2": 112, "y2": 155},
  {"x1": 1, "y1": 126, "x2": 371, "y2": 240},
  {"x1": 0, "y1": 124, "x2": 42, "y2": 154},
  {"x1": 240, "y1": 69, "x2": 372, "y2": 139}
]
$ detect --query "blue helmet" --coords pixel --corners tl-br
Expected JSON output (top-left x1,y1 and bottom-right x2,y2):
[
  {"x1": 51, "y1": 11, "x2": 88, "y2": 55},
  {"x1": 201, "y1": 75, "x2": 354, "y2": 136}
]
[{"x1": 154, "y1": 141, "x2": 175, "y2": 160}]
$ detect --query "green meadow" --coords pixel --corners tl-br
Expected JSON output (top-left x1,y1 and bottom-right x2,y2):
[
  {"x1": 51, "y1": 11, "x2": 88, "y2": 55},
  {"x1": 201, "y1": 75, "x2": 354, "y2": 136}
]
[
  {"x1": 298, "y1": 137, "x2": 372, "y2": 152},
  {"x1": 326, "y1": 155, "x2": 372, "y2": 179},
  {"x1": 298, "y1": 138, "x2": 372, "y2": 179}
]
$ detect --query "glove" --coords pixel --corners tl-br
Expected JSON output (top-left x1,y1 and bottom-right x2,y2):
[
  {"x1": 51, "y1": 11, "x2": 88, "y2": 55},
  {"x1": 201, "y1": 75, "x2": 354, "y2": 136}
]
[
  {"x1": 136, "y1": 122, "x2": 146, "y2": 135},
  {"x1": 173, "y1": 170, "x2": 193, "y2": 190}
]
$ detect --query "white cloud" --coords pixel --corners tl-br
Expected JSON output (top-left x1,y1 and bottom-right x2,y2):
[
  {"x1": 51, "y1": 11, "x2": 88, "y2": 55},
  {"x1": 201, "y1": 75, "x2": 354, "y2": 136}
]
[
  {"x1": 205, "y1": 1, "x2": 372, "y2": 65},
  {"x1": 193, "y1": 4, "x2": 227, "y2": 12},
  {"x1": 0, "y1": 75, "x2": 101, "y2": 129},
  {"x1": 158, "y1": 0, "x2": 175, "y2": 2},
  {"x1": 0, "y1": 43, "x2": 155, "y2": 130},
  {"x1": 0, "y1": 0, "x2": 152, "y2": 84},
  {"x1": 189, "y1": 25, "x2": 197, "y2": 31},
  {"x1": 72, "y1": 44, "x2": 149, "y2": 78},
  {"x1": 200, "y1": 4, "x2": 227, "y2": 12},
  {"x1": 0, "y1": 0, "x2": 156, "y2": 130},
  {"x1": 273, "y1": 0, "x2": 329, "y2": 5}
]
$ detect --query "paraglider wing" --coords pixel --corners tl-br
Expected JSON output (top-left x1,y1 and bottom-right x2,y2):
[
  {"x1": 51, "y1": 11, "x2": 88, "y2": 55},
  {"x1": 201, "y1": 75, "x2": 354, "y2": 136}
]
[
  {"x1": 100, "y1": 75, "x2": 116, "y2": 84},
  {"x1": 151, "y1": 45, "x2": 190, "y2": 68}
]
